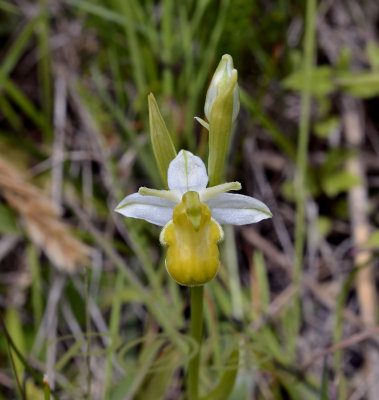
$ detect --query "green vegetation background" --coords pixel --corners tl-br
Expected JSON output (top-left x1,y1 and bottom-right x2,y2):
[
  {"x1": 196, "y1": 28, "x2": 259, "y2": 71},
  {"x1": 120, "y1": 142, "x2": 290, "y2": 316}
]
[{"x1": 1, "y1": 0, "x2": 379, "y2": 399}]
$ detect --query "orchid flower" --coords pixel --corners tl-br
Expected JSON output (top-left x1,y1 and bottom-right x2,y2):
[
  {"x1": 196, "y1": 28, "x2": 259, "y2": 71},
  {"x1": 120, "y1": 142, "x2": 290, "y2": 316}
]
[{"x1": 115, "y1": 150, "x2": 271, "y2": 286}]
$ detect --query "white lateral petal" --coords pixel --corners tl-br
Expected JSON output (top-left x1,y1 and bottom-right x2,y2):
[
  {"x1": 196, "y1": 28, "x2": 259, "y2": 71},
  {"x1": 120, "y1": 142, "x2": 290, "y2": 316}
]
[
  {"x1": 115, "y1": 193, "x2": 175, "y2": 226},
  {"x1": 206, "y1": 193, "x2": 272, "y2": 225},
  {"x1": 167, "y1": 150, "x2": 208, "y2": 193}
]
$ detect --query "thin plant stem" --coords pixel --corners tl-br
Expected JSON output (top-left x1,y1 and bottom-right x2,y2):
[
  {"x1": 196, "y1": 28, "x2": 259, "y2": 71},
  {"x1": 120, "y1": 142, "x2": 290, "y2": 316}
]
[
  {"x1": 85, "y1": 267, "x2": 91, "y2": 400},
  {"x1": 294, "y1": 0, "x2": 317, "y2": 289},
  {"x1": 290, "y1": 0, "x2": 316, "y2": 359},
  {"x1": 44, "y1": 376, "x2": 51, "y2": 400},
  {"x1": 188, "y1": 286, "x2": 204, "y2": 400}
]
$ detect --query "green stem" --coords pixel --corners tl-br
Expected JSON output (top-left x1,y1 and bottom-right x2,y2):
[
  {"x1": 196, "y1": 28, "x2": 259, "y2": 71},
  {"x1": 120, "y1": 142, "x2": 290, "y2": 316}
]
[
  {"x1": 294, "y1": 0, "x2": 316, "y2": 290},
  {"x1": 44, "y1": 378, "x2": 51, "y2": 400},
  {"x1": 188, "y1": 286, "x2": 204, "y2": 400},
  {"x1": 290, "y1": 0, "x2": 316, "y2": 359},
  {"x1": 85, "y1": 267, "x2": 91, "y2": 400}
]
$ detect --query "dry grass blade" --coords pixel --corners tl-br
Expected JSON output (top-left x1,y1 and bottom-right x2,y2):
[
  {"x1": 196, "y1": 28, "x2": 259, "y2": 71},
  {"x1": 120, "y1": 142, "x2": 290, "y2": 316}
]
[{"x1": 0, "y1": 157, "x2": 90, "y2": 273}]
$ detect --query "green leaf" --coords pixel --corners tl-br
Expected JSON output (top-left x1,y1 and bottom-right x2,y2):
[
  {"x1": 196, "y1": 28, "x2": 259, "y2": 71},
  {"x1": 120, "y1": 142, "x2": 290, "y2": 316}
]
[
  {"x1": 283, "y1": 66, "x2": 336, "y2": 96},
  {"x1": 2, "y1": 78, "x2": 51, "y2": 137},
  {"x1": 5, "y1": 307, "x2": 25, "y2": 379},
  {"x1": 253, "y1": 250, "x2": 270, "y2": 314},
  {"x1": 314, "y1": 116, "x2": 340, "y2": 138},
  {"x1": 319, "y1": 357, "x2": 330, "y2": 400},
  {"x1": 281, "y1": 179, "x2": 296, "y2": 202},
  {"x1": 363, "y1": 230, "x2": 379, "y2": 250},
  {"x1": 281, "y1": 299, "x2": 301, "y2": 360},
  {"x1": 335, "y1": 46, "x2": 351, "y2": 70},
  {"x1": 0, "y1": 16, "x2": 40, "y2": 81},
  {"x1": 320, "y1": 149, "x2": 356, "y2": 176},
  {"x1": 316, "y1": 216, "x2": 332, "y2": 237},
  {"x1": 0, "y1": 203, "x2": 20, "y2": 234},
  {"x1": 336, "y1": 71, "x2": 379, "y2": 98},
  {"x1": 0, "y1": 0, "x2": 20, "y2": 14},
  {"x1": 278, "y1": 370, "x2": 319, "y2": 400},
  {"x1": 199, "y1": 349, "x2": 239, "y2": 400},
  {"x1": 322, "y1": 170, "x2": 361, "y2": 197},
  {"x1": 135, "y1": 348, "x2": 181, "y2": 400},
  {"x1": 366, "y1": 41, "x2": 379, "y2": 70}
]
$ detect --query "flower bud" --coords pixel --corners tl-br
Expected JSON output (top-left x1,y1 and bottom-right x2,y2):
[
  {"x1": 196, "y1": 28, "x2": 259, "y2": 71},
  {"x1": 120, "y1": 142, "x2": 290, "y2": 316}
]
[
  {"x1": 204, "y1": 54, "x2": 240, "y2": 123},
  {"x1": 206, "y1": 55, "x2": 240, "y2": 187}
]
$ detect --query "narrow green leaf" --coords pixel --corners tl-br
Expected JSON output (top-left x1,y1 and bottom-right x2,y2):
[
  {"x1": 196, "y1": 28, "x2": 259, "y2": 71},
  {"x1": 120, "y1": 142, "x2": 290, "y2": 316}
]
[
  {"x1": 0, "y1": 0, "x2": 20, "y2": 14},
  {"x1": 283, "y1": 66, "x2": 335, "y2": 96},
  {"x1": 367, "y1": 41, "x2": 379, "y2": 70},
  {"x1": 136, "y1": 348, "x2": 181, "y2": 400},
  {"x1": 199, "y1": 349, "x2": 239, "y2": 400},
  {"x1": 37, "y1": 0, "x2": 52, "y2": 120},
  {"x1": 0, "y1": 203, "x2": 20, "y2": 234},
  {"x1": 333, "y1": 268, "x2": 358, "y2": 399},
  {"x1": 322, "y1": 170, "x2": 361, "y2": 197},
  {"x1": 253, "y1": 250, "x2": 270, "y2": 313},
  {"x1": 319, "y1": 357, "x2": 329, "y2": 400},
  {"x1": 0, "y1": 94, "x2": 22, "y2": 130},
  {"x1": 103, "y1": 271, "x2": 125, "y2": 399},
  {"x1": 222, "y1": 226, "x2": 243, "y2": 319},
  {"x1": 5, "y1": 307, "x2": 25, "y2": 379},
  {"x1": 336, "y1": 71, "x2": 379, "y2": 98},
  {"x1": 27, "y1": 244, "x2": 43, "y2": 326},
  {"x1": 313, "y1": 116, "x2": 340, "y2": 139},
  {"x1": 2, "y1": 78, "x2": 50, "y2": 136},
  {"x1": 0, "y1": 17, "x2": 40, "y2": 81}
]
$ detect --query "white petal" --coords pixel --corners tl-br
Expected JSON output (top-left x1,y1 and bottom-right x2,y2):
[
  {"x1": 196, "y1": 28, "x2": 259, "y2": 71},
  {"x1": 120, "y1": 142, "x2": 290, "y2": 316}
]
[
  {"x1": 115, "y1": 193, "x2": 175, "y2": 226},
  {"x1": 167, "y1": 150, "x2": 208, "y2": 193},
  {"x1": 206, "y1": 193, "x2": 272, "y2": 225}
]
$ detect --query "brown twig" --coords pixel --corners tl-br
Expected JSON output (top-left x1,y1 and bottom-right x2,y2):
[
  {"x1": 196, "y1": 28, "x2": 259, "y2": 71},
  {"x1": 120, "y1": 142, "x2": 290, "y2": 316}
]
[{"x1": 303, "y1": 326, "x2": 379, "y2": 370}]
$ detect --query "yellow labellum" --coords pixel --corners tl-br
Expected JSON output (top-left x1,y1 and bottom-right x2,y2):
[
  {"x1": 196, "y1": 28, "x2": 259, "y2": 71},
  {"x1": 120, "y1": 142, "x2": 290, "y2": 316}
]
[{"x1": 160, "y1": 192, "x2": 223, "y2": 286}]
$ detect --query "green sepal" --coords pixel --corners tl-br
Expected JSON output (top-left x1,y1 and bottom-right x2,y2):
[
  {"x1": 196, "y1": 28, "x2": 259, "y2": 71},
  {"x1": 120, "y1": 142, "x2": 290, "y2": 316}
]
[
  {"x1": 207, "y1": 71, "x2": 237, "y2": 186},
  {"x1": 148, "y1": 93, "x2": 177, "y2": 188}
]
